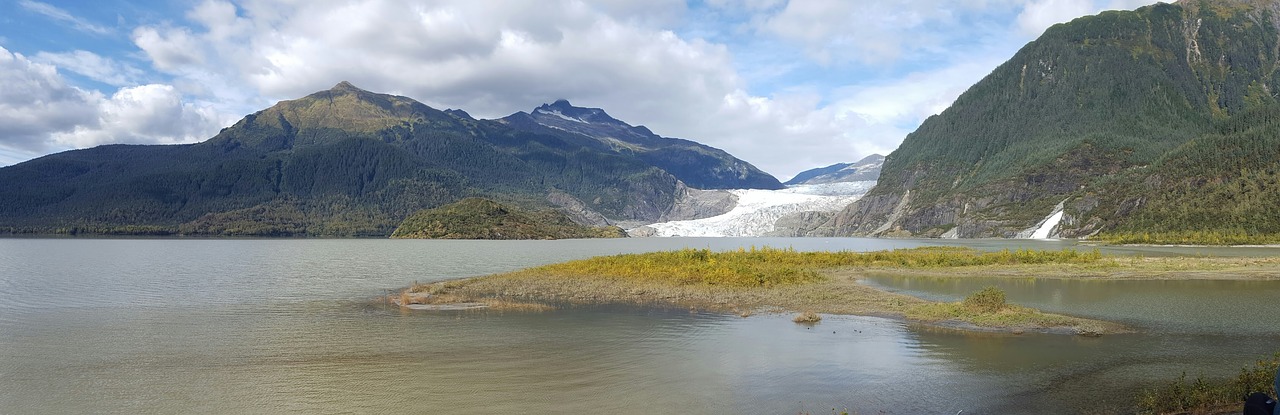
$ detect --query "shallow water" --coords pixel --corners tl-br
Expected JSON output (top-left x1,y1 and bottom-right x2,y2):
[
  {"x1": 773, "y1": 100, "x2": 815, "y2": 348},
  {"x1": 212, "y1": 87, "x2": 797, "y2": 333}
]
[{"x1": 1, "y1": 238, "x2": 1278, "y2": 414}]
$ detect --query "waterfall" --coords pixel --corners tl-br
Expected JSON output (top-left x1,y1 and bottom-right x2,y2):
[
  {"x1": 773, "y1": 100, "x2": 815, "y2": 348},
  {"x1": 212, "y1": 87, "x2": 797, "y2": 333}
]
[{"x1": 1016, "y1": 200, "x2": 1066, "y2": 239}]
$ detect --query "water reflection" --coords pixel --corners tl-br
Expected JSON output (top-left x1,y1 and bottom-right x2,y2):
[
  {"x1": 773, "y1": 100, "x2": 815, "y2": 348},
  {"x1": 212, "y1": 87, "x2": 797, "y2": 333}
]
[
  {"x1": 862, "y1": 275, "x2": 1280, "y2": 334},
  {"x1": 2, "y1": 238, "x2": 1279, "y2": 414}
]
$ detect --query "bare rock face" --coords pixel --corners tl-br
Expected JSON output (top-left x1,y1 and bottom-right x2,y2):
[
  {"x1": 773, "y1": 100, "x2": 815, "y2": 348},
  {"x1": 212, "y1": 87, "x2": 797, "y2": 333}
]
[
  {"x1": 659, "y1": 184, "x2": 738, "y2": 222},
  {"x1": 547, "y1": 191, "x2": 613, "y2": 227},
  {"x1": 551, "y1": 182, "x2": 740, "y2": 231},
  {"x1": 768, "y1": 211, "x2": 836, "y2": 237}
]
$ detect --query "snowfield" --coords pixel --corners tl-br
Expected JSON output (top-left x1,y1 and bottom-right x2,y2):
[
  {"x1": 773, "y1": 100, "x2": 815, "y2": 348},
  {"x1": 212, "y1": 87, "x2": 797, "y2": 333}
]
[{"x1": 634, "y1": 181, "x2": 876, "y2": 237}]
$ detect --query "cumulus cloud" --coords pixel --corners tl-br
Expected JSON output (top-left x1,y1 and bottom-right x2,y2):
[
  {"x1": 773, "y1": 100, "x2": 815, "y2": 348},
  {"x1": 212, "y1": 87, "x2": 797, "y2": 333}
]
[
  {"x1": 0, "y1": 46, "x2": 230, "y2": 161},
  {"x1": 2, "y1": 0, "x2": 1166, "y2": 176},
  {"x1": 0, "y1": 46, "x2": 99, "y2": 152},
  {"x1": 123, "y1": 0, "x2": 863, "y2": 177},
  {"x1": 50, "y1": 84, "x2": 230, "y2": 149},
  {"x1": 132, "y1": 26, "x2": 206, "y2": 72}
]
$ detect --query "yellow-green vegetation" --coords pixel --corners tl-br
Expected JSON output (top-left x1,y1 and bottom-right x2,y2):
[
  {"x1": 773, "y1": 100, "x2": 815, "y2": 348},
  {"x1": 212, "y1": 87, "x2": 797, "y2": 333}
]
[
  {"x1": 905, "y1": 286, "x2": 1097, "y2": 333},
  {"x1": 1097, "y1": 230, "x2": 1280, "y2": 246},
  {"x1": 390, "y1": 198, "x2": 626, "y2": 240},
  {"x1": 1137, "y1": 353, "x2": 1279, "y2": 415},
  {"x1": 398, "y1": 247, "x2": 1127, "y2": 334},
  {"x1": 522, "y1": 246, "x2": 1102, "y2": 286}
]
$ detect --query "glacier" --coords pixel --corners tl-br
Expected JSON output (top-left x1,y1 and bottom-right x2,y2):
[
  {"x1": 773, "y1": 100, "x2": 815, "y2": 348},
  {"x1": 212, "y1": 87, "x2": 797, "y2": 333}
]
[{"x1": 632, "y1": 181, "x2": 875, "y2": 237}]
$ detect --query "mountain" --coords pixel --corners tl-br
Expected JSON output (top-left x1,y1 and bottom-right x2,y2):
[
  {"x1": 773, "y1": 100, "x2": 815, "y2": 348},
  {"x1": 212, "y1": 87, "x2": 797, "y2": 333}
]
[
  {"x1": 785, "y1": 154, "x2": 885, "y2": 185},
  {"x1": 818, "y1": 0, "x2": 1280, "y2": 242},
  {"x1": 504, "y1": 99, "x2": 783, "y2": 190},
  {"x1": 390, "y1": 197, "x2": 626, "y2": 240},
  {"x1": 0, "y1": 82, "x2": 771, "y2": 236}
]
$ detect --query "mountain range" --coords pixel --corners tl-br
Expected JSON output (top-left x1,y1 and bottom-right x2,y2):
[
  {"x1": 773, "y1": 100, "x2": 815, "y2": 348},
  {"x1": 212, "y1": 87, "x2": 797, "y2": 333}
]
[
  {"x1": 6, "y1": 0, "x2": 1280, "y2": 242},
  {"x1": 0, "y1": 82, "x2": 778, "y2": 236},
  {"x1": 814, "y1": 0, "x2": 1280, "y2": 242}
]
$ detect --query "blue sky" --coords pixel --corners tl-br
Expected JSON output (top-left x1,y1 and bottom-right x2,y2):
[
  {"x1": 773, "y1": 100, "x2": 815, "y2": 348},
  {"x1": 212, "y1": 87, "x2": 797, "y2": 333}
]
[{"x1": 0, "y1": 0, "x2": 1160, "y2": 179}]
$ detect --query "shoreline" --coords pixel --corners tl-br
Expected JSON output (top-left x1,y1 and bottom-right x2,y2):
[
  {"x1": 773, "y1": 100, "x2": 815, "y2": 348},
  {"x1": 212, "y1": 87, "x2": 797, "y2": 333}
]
[
  {"x1": 392, "y1": 269, "x2": 1127, "y2": 336},
  {"x1": 391, "y1": 248, "x2": 1280, "y2": 336},
  {"x1": 391, "y1": 248, "x2": 1188, "y2": 336}
]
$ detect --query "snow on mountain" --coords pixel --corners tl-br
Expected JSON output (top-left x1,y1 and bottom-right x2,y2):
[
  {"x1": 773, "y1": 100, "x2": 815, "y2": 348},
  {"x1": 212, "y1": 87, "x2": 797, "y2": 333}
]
[
  {"x1": 633, "y1": 181, "x2": 875, "y2": 237},
  {"x1": 785, "y1": 154, "x2": 884, "y2": 185},
  {"x1": 533, "y1": 107, "x2": 589, "y2": 123}
]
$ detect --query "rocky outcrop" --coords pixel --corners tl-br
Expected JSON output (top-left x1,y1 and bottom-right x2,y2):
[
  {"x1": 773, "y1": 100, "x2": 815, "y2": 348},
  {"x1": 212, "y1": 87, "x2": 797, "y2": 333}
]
[{"x1": 659, "y1": 185, "x2": 738, "y2": 222}]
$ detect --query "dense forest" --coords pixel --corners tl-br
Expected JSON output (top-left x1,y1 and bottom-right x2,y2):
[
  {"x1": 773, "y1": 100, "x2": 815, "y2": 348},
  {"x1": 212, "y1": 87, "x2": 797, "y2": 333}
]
[
  {"x1": 0, "y1": 82, "x2": 775, "y2": 236},
  {"x1": 831, "y1": 0, "x2": 1280, "y2": 242},
  {"x1": 390, "y1": 197, "x2": 626, "y2": 240}
]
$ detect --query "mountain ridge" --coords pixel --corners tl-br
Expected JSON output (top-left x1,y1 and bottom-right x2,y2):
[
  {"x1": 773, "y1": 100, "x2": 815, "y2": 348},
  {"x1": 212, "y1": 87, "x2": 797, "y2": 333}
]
[
  {"x1": 785, "y1": 155, "x2": 885, "y2": 186},
  {"x1": 816, "y1": 0, "x2": 1280, "y2": 241},
  {"x1": 0, "y1": 82, "x2": 775, "y2": 236},
  {"x1": 509, "y1": 100, "x2": 784, "y2": 190}
]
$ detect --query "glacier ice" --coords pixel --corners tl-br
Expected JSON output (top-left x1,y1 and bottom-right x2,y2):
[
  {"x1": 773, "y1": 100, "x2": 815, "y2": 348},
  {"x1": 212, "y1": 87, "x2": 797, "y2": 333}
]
[{"x1": 633, "y1": 181, "x2": 875, "y2": 237}]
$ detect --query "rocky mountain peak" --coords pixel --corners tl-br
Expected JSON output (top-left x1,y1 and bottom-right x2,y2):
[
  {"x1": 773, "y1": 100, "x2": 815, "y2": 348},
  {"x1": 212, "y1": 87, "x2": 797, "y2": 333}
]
[
  {"x1": 329, "y1": 81, "x2": 363, "y2": 92},
  {"x1": 532, "y1": 100, "x2": 622, "y2": 125}
]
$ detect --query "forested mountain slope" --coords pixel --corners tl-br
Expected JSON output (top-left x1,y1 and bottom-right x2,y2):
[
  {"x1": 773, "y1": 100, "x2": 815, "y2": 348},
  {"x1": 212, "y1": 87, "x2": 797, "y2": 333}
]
[
  {"x1": 820, "y1": 0, "x2": 1280, "y2": 242},
  {"x1": 0, "y1": 82, "x2": 773, "y2": 236}
]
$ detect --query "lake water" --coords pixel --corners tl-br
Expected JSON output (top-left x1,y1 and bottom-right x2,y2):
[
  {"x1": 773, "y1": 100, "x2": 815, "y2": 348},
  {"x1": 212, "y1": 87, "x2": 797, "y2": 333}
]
[{"x1": 1, "y1": 238, "x2": 1278, "y2": 414}]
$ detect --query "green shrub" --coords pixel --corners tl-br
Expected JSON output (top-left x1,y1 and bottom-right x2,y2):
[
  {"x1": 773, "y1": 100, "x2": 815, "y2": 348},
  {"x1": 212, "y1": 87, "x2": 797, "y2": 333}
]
[
  {"x1": 1137, "y1": 353, "x2": 1279, "y2": 414},
  {"x1": 963, "y1": 286, "x2": 1008, "y2": 313}
]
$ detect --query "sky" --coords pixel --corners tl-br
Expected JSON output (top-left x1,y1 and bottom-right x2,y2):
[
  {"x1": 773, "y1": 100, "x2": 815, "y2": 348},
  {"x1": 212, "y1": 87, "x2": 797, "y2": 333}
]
[{"x1": 0, "y1": 0, "x2": 1162, "y2": 180}]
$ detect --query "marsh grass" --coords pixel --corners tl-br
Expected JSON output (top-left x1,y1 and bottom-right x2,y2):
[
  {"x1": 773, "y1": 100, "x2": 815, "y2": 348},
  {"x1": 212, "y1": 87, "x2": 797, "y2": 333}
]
[
  {"x1": 1137, "y1": 353, "x2": 1279, "y2": 414},
  {"x1": 394, "y1": 247, "x2": 1127, "y2": 333},
  {"x1": 519, "y1": 246, "x2": 1104, "y2": 288},
  {"x1": 793, "y1": 311, "x2": 822, "y2": 323},
  {"x1": 1099, "y1": 230, "x2": 1280, "y2": 246}
]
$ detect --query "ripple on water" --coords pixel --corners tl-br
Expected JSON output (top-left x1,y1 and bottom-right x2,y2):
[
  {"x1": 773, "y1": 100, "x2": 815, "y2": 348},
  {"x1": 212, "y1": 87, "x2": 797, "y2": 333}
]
[{"x1": 4, "y1": 238, "x2": 1280, "y2": 414}]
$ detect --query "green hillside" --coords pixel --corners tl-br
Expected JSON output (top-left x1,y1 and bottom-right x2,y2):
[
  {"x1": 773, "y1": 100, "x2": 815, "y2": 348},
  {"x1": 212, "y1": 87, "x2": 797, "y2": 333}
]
[
  {"x1": 827, "y1": 0, "x2": 1280, "y2": 243},
  {"x1": 390, "y1": 198, "x2": 626, "y2": 240},
  {"x1": 0, "y1": 82, "x2": 772, "y2": 236}
]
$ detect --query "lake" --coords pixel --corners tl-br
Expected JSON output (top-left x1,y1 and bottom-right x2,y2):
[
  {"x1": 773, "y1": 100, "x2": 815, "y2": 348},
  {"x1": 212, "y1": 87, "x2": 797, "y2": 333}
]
[{"x1": 1, "y1": 238, "x2": 1278, "y2": 414}]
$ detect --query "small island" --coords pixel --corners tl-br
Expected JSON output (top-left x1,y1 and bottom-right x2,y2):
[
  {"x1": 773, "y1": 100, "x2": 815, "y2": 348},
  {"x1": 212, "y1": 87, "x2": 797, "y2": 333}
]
[
  {"x1": 395, "y1": 247, "x2": 1187, "y2": 335},
  {"x1": 390, "y1": 198, "x2": 626, "y2": 240}
]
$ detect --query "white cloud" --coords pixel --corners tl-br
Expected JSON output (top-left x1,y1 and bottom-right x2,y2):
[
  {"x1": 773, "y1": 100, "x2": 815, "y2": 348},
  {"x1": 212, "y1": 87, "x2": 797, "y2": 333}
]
[
  {"x1": 1017, "y1": 0, "x2": 1163, "y2": 37},
  {"x1": 17, "y1": 0, "x2": 112, "y2": 35},
  {"x1": 132, "y1": 26, "x2": 206, "y2": 72},
  {"x1": 125, "y1": 0, "x2": 863, "y2": 177},
  {"x1": 2, "y1": 0, "x2": 1167, "y2": 176},
  {"x1": 33, "y1": 50, "x2": 145, "y2": 86},
  {"x1": 1017, "y1": 0, "x2": 1095, "y2": 37},
  {"x1": 0, "y1": 47, "x2": 231, "y2": 163},
  {"x1": 0, "y1": 46, "x2": 99, "y2": 152},
  {"x1": 50, "y1": 84, "x2": 230, "y2": 149},
  {"x1": 754, "y1": 0, "x2": 1025, "y2": 65}
]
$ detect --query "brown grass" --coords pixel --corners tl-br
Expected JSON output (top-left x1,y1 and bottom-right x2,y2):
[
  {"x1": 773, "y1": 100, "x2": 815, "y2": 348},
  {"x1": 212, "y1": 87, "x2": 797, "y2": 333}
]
[
  {"x1": 793, "y1": 311, "x2": 822, "y2": 323},
  {"x1": 392, "y1": 247, "x2": 1280, "y2": 333}
]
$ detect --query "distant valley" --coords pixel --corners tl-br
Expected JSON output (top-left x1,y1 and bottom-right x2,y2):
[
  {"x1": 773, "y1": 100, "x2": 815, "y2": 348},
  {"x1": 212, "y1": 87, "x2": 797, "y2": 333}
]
[{"x1": 633, "y1": 155, "x2": 883, "y2": 237}]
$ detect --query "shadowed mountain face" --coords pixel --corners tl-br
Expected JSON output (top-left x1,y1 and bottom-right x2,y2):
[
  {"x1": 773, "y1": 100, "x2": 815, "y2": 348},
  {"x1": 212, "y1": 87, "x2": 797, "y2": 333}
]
[
  {"x1": 0, "y1": 82, "x2": 772, "y2": 236},
  {"x1": 820, "y1": 0, "x2": 1280, "y2": 240},
  {"x1": 507, "y1": 100, "x2": 784, "y2": 190}
]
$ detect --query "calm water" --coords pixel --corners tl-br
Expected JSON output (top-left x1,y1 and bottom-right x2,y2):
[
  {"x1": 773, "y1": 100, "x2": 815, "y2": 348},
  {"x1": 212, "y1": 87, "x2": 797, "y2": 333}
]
[{"x1": 1, "y1": 238, "x2": 1278, "y2": 414}]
